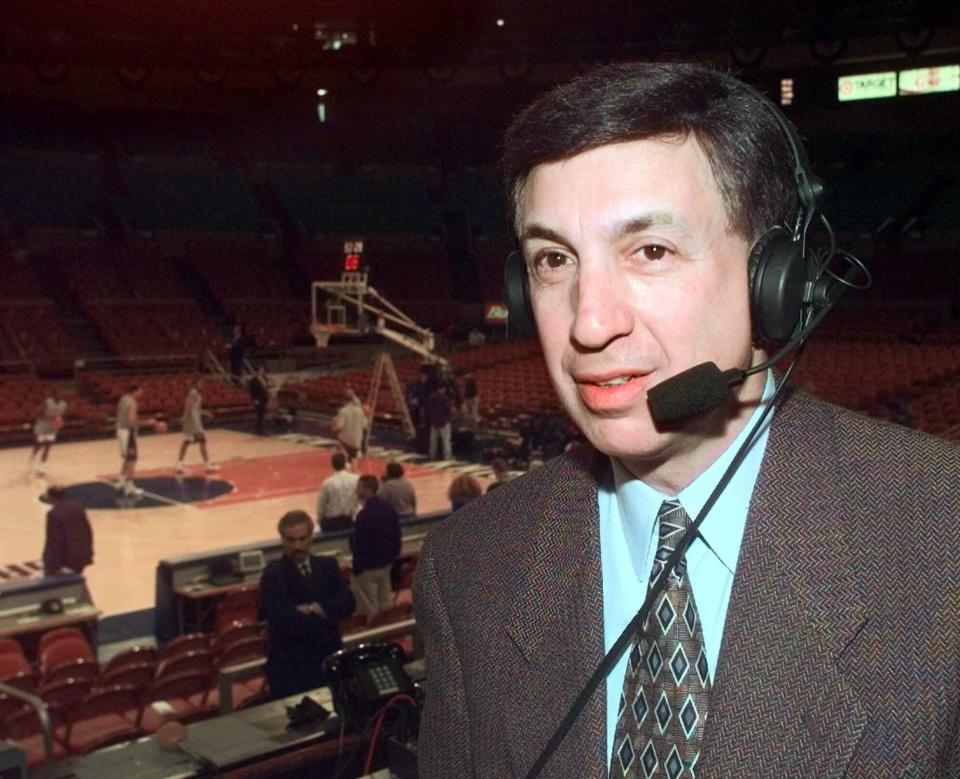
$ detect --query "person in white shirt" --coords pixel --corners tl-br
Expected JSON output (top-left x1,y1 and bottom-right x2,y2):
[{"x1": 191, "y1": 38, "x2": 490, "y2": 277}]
[
  {"x1": 175, "y1": 379, "x2": 219, "y2": 474},
  {"x1": 316, "y1": 451, "x2": 360, "y2": 532},
  {"x1": 332, "y1": 388, "x2": 367, "y2": 465},
  {"x1": 30, "y1": 388, "x2": 67, "y2": 476}
]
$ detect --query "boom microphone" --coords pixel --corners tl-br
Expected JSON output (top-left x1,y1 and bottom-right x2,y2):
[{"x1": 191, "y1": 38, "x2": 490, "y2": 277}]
[{"x1": 647, "y1": 362, "x2": 747, "y2": 424}]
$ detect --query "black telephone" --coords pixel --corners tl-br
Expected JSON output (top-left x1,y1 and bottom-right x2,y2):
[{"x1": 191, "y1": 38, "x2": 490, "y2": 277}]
[{"x1": 324, "y1": 642, "x2": 415, "y2": 726}]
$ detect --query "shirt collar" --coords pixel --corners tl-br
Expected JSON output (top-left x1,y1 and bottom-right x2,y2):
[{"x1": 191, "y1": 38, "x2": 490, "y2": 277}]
[{"x1": 612, "y1": 370, "x2": 776, "y2": 573}]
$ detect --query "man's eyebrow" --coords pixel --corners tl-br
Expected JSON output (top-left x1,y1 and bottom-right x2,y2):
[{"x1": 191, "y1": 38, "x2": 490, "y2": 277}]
[
  {"x1": 609, "y1": 212, "x2": 680, "y2": 240},
  {"x1": 519, "y1": 212, "x2": 684, "y2": 246},
  {"x1": 518, "y1": 223, "x2": 568, "y2": 245}
]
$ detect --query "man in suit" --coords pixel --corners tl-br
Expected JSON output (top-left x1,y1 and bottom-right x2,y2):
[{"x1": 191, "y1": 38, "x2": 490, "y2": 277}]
[
  {"x1": 259, "y1": 510, "x2": 356, "y2": 700},
  {"x1": 43, "y1": 485, "x2": 93, "y2": 576},
  {"x1": 248, "y1": 366, "x2": 270, "y2": 436},
  {"x1": 350, "y1": 475, "x2": 402, "y2": 623},
  {"x1": 413, "y1": 62, "x2": 960, "y2": 777}
]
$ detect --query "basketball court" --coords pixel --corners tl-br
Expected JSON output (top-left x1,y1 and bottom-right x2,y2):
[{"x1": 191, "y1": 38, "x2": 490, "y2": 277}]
[{"x1": 1, "y1": 426, "x2": 481, "y2": 619}]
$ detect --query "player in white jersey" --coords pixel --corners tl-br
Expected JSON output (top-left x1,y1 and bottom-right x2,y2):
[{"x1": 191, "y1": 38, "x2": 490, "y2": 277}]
[
  {"x1": 175, "y1": 379, "x2": 218, "y2": 473},
  {"x1": 116, "y1": 383, "x2": 145, "y2": 497},
  {"x1": 30, "y1": 388, "x2": 67, "y2": 476}
]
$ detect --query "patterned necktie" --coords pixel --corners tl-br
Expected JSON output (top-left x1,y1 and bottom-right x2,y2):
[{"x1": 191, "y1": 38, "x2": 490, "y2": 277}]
[
  {"x1": 299, "y1": 560, "x2": 311, "y2": 578},
  {"x1": 609, "y1": 500, "x2": 711, "y2": 779}
]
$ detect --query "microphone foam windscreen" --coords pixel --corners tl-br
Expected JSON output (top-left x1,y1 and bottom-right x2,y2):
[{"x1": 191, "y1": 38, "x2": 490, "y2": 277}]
[{"x1": 647, "y1": 362, "x2": 731, "y2": 424}]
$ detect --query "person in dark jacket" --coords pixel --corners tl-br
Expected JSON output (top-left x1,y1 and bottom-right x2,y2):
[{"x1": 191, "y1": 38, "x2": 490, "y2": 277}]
[
  {"x1": 425, "y1": 385, "x2": 453, "y2": 460},
  {"x1": 350, "y1": 476, "x2": 402, "y2": 622},
  {"x1": 43, "y1": 485, "x2": 93, "y2": 576},
  {"x1": 248, "y1": 366, "x2": 270, "y2": 436},
  {"x1": 259, "y1": 510, "x2": 356, "y2": 699}
]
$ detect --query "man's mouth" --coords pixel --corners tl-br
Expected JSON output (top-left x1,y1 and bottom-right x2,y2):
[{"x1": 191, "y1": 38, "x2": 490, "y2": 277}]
[{"x1": 594, "y1": 375, "x2": 633, "y2": 388}]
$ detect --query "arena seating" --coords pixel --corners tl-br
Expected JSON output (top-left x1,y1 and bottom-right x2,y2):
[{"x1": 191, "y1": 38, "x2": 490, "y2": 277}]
[
  {"x1": 0, "y1": 584, "x2": 420, "y2": 764},
  {"x1": 83, "y1": 302, "x2": 220, "y2": 357},
  {"x1": 0, "y1": 376, "x2": 104, "y2": 440},
  {"x1": 77, "y1": 371, "x2": 251, "y2": 422},
  {"x1": 0, "y1": 304, "x2": 77, "y2": 370},
  {"x1": 794, "y1": 341, "x2": 960, "y2": 410}
]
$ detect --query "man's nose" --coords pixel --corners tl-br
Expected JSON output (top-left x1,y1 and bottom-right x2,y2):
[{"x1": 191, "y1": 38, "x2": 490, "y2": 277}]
[{"x1": 570, "y1": 259, "x2": 635, "y2": 350}]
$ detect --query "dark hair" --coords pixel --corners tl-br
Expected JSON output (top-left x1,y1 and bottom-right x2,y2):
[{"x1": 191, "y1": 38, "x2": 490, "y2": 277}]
[
  {"x1": 277, "y1": 509, "x2": 313, "y2": 535},
  {"x1": 127, "y1": 382, "x2": 141, "y2": 393},
  {"x1": 501, "y1": 61, "x2": 798, "y2": 244},
  {"x1": 385, "y1": 462, "x2": 404, "y2": 480},
  {"x1": 447, "y1": 474, "x2": 483, "y2": 501},
  {"x1": 358, "y1": 474, "x2": 379, "y2": 494},
  {"x1": 331, "y1": 452, "x2": 347, "y2": 471}
]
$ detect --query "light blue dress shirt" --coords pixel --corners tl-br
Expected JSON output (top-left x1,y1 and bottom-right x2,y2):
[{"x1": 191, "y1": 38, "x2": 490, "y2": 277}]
[{"x1": 599, "y1": 371, "x2": 776, "y2": 763}]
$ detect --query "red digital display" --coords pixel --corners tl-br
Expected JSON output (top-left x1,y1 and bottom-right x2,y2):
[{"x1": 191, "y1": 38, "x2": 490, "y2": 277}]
[{"x1": 343, "y1": 253, "x2": 360, "y2": 271}]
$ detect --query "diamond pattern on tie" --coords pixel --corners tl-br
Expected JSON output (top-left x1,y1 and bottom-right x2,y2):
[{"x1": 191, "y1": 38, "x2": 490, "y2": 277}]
[{"x1": 609, "y1": 500, "x2": 711, "y2": 778}]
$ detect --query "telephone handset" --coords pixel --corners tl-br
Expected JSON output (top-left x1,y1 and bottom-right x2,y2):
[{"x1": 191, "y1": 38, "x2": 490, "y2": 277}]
[{"x1": 324, "y1": 642, "x2": 414, "y2": 725}]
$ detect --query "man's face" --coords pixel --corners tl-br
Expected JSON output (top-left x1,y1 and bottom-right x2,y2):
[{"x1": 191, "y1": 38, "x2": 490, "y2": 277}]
[
  {"x1": 518, "y1": 136, "x2": 762, "y2": 477},
  {"x1": 281, "y1": 521, "x2": 313, "y2": 563}
]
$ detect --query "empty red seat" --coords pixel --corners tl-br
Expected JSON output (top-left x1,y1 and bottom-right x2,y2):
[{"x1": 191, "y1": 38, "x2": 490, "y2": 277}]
[
  {"x1": 42, "y1": 658, "x2": 99, "y2": 688},
  {"x1": 0, "y1": 652, "x2": 31, "y2": 680},
  {"x1": 64, "y1": 685, "x2": 140, "y2": 755},
  {"x1": 159, "y1": 633, "x2": 209, "y2": 662},
  {"x1": 98, "y1": 663, "x2": 155, "y2": 695},
  {"x1": 37, "y1": 628, "x2": 89, "y2": 657},
  {"x1": 0, "y1": 670, "x2": 38, "y2": 694},
  {"x1": 0, "y1": 693, "x2": 25, "y2": 726},
  {"x1": 217, "y1": 637, "x2": 266, "y2": 669},
  {"x1": 139, "y1": 672, "x2": 216, "y2": 734},
  {"x1": 0, "y1": 639, "x2": 25, "y2": 658},
  {"x1": 156, "y1": 650, "x2": 214, "y2": 683},
  {"x1": 101, "y1": 645, "x2": 159, "y2": 677},
  {"x1": 214, "y1": 621, "x2": 263, "y2": 655},
  {"x1": 215, "y1": 589, "x2": 260, "y2": 633},
  {"x1": 39, "y1": 637, "x2": 94, "y2": 678},
  {"x1": 38, "y1": 677, "x2": 92, "y2": 715},
  {"x1": 0, "y1": 708, "x2": 68, "y2": 767}
]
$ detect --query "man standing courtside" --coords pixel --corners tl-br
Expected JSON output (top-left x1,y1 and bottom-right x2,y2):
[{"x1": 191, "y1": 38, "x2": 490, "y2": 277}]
[
  {"x1": 316, "y1": 451, "x2": 359, "y2": 533},
  {"x1": 377, "y1": 462, "x2": 417, "y2": 518},
  {"x1": 259, "y1": 510, "x2": 355, "y2": 699},
  {"x1": 414, "y1": 62, "x2": 960, "y2": 777},
  {"x1": 248, "y1": 366, "x2": 270, "y2": 436},
  {"x1": 115, "y1": 383, "x2": 144, "y2": 498},
  {"x1": 332, "y1": 387, "x2": 367, "y2": 465},
  {"x1": 350, "y1": 475, "x2": 402, "y2": 623},
  {"x1": 43, "y1": 485, "x2": 93, "y2": 577}
]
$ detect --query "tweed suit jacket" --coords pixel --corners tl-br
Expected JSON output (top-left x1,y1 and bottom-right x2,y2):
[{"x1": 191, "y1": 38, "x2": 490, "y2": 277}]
[{"x1": 413, "y1": 388, "x2": 960, "y2": 778}]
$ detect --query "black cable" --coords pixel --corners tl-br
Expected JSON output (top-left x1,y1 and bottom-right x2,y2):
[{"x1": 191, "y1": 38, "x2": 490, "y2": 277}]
[{"x1": 331, "y1": 697, "x2": 419, "y2": 779}]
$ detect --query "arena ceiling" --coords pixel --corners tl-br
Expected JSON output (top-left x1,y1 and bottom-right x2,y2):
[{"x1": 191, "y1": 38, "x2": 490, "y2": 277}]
[{"x1": 3, "y1": 1, "x2": 957, "y2": 70}]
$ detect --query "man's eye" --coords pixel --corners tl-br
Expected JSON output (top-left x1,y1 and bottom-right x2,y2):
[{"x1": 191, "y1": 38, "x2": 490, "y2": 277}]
[
  {"x1": 531, "y1": 251, "x2": 573, "y2": 280},
  {"x1": 639, "y1": 244, "x2": 668, "y2": 261}
]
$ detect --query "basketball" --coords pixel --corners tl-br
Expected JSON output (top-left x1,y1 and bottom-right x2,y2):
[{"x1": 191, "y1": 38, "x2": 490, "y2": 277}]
[
  {"x1": 154, "y1": 420, "x2": 169, "y2": 434},
  {"x1": 52, "y1": 417, "x2": 65, "y2": 430}
]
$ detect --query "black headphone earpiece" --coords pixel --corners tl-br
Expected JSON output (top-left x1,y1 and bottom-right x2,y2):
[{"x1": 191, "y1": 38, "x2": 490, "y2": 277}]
[
  {"x1": 746, "y1": 225, "x2": 809, "y2": 343},
  {"x1": 503, "y1": 250, "x2": 536, "y2": 338},
  {"x1": 746, "y1": 103, "x2": 825, "y2": 344}
]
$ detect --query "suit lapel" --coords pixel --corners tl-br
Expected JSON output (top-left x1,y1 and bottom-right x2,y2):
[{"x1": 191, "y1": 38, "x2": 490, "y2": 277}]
[
  {"x1": 501, "y1": 447, "x2": 609, "y2": 778},
  {"x1": 701, "y1": 389, "x2": 870, "y2": 776}
]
